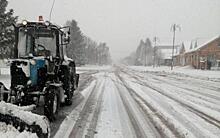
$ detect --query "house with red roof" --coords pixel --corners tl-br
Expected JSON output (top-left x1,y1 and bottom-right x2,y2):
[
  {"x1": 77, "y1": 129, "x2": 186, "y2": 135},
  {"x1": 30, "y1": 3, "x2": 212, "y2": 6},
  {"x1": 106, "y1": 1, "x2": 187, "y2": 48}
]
[{"x1": 174, "y1": 36, "x2": 220, "y2": 70}]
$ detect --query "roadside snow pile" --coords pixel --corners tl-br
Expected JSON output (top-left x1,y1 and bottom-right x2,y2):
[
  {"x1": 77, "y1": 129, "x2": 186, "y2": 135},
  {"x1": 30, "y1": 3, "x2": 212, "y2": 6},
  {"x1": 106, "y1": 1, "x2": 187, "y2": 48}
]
[
  {"x1": 0, "y1": 101, "x2": 50, "y2": 138},
  {"x1": 77, "y1": 65, "x2": 111, "y2": 74},
  {"x1": 0, "y1": 122, "x2": 38, "y2": 138},
  {"x1": 130, "y1": 66, "x2": 220, "y2": 81}
]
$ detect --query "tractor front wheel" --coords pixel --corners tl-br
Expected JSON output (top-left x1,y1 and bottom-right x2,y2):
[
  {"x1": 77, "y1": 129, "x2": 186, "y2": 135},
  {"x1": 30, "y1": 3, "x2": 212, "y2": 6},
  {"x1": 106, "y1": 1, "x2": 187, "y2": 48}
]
[{"x1": 44, "y1": 87, "x2": 60, "y2": 121}]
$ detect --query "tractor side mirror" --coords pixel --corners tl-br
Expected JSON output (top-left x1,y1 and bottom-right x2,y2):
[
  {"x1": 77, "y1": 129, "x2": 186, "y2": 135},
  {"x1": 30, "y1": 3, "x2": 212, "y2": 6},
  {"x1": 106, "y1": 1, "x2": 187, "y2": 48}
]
[
  {"x1": 64, "y1": 35, "x2": 70, "y2": 44},
  {"x1": 64, "y1": 28, "x2": 70, "y2": 44},
  {"x1": 59, "y1": 26, "x2": 71, "y2": 45},
  {"x1": 67, "y1": 28, "x2": 70, "y2": 35}
]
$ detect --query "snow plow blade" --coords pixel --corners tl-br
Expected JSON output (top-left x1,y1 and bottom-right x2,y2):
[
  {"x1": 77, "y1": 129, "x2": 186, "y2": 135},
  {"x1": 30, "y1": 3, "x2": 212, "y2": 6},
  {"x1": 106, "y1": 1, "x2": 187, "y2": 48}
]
[{"x1": 0, "y1": 101, "x2": 50, "y2": 138}]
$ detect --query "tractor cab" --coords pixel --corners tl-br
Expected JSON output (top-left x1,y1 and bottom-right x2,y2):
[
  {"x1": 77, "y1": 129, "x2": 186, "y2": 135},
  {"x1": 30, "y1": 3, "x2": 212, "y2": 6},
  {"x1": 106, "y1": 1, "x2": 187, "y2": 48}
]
[
  {"x1": 15, "y1": 20, "x2": 70, "y2": 59},
  {"x1": 11, "y1": 19, "x2": 70, "y2": 89}
]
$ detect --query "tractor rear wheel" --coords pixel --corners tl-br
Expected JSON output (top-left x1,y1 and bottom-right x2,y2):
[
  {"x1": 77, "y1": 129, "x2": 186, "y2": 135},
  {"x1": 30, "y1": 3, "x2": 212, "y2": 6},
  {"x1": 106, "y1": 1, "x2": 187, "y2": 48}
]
[
  {"x1": 65, "y1": 82, "x2": 73, "y2": 106},
  {"x1": 65, "y1": 74, "x2": 75, "y2": 105}
]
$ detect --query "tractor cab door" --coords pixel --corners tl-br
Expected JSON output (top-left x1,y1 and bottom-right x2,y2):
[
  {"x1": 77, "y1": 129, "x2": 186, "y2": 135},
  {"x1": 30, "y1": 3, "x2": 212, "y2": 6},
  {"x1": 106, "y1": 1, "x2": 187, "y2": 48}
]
[{"x1": 58, "y1": 34, "x2": 64, "y2": 60}]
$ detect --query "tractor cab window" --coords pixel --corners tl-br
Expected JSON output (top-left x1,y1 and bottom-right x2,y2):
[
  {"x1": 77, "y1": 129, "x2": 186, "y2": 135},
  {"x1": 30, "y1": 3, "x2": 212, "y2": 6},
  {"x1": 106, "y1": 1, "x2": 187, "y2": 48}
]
[
  {"x1": 17, "y1": 30, "x2": 28, "y2": 57},
  {"x1": 34, "y1": 34, "x2": 56, "y2": 57},
  {"x1": 17, "y1": 28, "x2": 57, "y2": 57}
]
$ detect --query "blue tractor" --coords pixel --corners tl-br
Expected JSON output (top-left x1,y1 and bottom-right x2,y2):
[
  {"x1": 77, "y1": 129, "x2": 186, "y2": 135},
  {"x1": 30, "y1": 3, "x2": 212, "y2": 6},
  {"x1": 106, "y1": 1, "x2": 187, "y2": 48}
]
[{"x1": 1, "y1": 19, "x2": 79, "y2": 121}]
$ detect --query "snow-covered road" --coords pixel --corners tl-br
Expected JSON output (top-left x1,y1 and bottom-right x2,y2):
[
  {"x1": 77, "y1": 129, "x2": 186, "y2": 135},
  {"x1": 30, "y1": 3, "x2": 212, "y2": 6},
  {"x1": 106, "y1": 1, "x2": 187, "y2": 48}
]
[
  {"x1": 54, "y1": 65, "x2": 220, "y2": 138},
  {"x1": 2, "y1": 65, "x2": 219, "y2": 137}
]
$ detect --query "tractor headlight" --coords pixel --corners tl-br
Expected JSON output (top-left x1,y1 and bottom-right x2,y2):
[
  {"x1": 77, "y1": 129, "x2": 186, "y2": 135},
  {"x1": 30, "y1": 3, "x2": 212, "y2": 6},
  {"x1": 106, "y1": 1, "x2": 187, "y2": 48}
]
[
  {"x1": 27, "y1": 80, "x2": 32, "y2": 85},
  {"x1": 45, "y1": 21, "x2": 50, "y2": 26},
  {"x1": 22, "y1": 20, "x2": 28, "y2": 25},
  {"x1": 30, "y1": 59, "x2": 36, "y2": 65}
]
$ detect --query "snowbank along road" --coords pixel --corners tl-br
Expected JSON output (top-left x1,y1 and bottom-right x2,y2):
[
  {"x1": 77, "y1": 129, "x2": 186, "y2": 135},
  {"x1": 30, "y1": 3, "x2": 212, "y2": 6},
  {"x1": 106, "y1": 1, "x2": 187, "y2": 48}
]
[{"x1": 53, "y1": 65, "x2": 220, "y2": 138}]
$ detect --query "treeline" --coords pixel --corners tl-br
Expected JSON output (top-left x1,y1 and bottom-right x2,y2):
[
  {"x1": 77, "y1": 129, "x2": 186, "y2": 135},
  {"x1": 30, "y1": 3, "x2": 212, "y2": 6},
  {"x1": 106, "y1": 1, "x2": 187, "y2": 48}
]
[
  {"x1": 66, "y1": 20, "x2": 111, "y2": 65},
  {"x1": 122, "y1": 38, "x2": 162, "y2": 66},
  {"x1": 0, "y1": 0, "x2": 17, "y2": 58},
  {"x1": 0, "y1": 0, "x2": 112, "y2": 65}
]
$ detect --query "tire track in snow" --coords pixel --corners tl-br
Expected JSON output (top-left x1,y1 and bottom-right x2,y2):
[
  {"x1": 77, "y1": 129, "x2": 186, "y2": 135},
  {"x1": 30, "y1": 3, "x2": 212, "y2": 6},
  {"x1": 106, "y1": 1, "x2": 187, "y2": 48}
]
[
  {"x1": 94, "y1": 74, "x2": 137, "y2": 138},
  {"x1": 54, "y1": 79, "x2": 97, "y2": 138},
  {"x1": 51, "y1": 73, "x2": 95, "y2": 138},
  {"x1": 115, "y1": 72, "x2": 182, "y2": 138},
  {"x1": 112, "y1": 72, "x2": 159, "y2": 138},
  {"x1": 128, "y1": 70, "x2": 220, "y2": 111},
  {"x1": 136, "y1": 71, "x2": 220, "y2": 102},
  {"x1": 133, "y1": 69, "x2": 220, "y2": 92},
  {"x1": 122, "y1": 69, "x2": 220, "y2": 130},
  {"x1": 141, "y1": 73, "x2": 220, "y2": 112},
  {"x1": 84, "y1": 73, "x2": 106, "y2": 138},
  {"x1": 68, "y1": 77, "x2": 105, "y2": 138},
  {"x1": 118, "y1": 72, "x2": 220, "y2": 138}
]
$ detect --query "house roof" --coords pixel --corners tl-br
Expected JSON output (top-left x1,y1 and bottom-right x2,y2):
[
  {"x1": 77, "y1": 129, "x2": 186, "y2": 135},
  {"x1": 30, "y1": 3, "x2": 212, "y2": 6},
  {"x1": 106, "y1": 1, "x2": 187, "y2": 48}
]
[
  {"x1": 197, "y1": 35, "x2": 220, "y2": 51},
  {"x1": 176, "y1": 35, "x2": 220, "y2": 54},
  {"x1": 155, "y1": 35, "x2": 220, "y2": 58}
]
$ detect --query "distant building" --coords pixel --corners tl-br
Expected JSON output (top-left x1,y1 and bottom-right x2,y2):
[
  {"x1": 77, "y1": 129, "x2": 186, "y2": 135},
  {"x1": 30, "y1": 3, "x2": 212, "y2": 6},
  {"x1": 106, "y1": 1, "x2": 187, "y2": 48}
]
[
  {"x1": 174, "y1": 36, "x2": 220, "y2": 70},
  {"x1": 154, "y1": 45, "x2": 180, "y2": 66}
]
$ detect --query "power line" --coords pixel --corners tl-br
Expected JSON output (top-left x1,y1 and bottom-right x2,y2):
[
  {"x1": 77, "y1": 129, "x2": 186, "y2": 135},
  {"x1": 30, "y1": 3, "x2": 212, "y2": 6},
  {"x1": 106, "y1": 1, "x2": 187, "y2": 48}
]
[{"x1": 49, "y1": 0, "x2": 56, "y2": 21}]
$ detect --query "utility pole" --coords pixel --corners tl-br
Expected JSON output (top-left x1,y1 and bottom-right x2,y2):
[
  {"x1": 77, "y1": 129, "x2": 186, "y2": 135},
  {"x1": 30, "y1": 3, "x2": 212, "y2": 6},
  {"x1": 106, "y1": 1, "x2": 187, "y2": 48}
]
[
  {"x1": 144, "y1": 44, "x2": 147, "y2": 66},
  {"x1": 153, "y1": 37, "x2": 159, "y2": 67},
  {"x1": 170, "y1": 24, "x2": 181, "y2": 70}
]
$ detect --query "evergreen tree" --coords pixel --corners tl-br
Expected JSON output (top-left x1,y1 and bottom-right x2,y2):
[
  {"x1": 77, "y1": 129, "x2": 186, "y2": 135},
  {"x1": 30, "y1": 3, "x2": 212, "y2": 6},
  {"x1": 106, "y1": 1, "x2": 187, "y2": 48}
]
[
  {"x1": 66, "y1": 19, "x2": 111, "y2": 65},
  {"x1": 0, "y1": 0, "x2": 17, "y2": 58},
  {"x1": 190, "y1": 41, "x2": 193, "y2": 49},
  {"x1": 83, "y1": 36, "x2": 99, "y2": 64},
  {"x1": 194, "y1": 41, "x2": 197, "y2": 48},
  {"x1": 135, "y1": 38, "x2": 153, "y2": 66},
  {"x1": 66, "y1": 20, "x2": 86, "y2": 65}
]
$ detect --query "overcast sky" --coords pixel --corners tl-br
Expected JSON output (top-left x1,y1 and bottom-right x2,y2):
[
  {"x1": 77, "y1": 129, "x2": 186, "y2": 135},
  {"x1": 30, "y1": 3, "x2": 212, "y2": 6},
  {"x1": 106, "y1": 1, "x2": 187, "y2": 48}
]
[{"x1": 8, "y1": 0, "x2": 220, "y2": 60}]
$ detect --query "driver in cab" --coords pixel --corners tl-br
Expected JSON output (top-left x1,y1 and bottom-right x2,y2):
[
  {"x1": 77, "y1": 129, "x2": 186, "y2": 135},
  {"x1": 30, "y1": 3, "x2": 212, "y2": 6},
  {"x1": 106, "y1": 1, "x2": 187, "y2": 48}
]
[{"x1": 34, "y1": 42, "x2": 51, "y2": 57}]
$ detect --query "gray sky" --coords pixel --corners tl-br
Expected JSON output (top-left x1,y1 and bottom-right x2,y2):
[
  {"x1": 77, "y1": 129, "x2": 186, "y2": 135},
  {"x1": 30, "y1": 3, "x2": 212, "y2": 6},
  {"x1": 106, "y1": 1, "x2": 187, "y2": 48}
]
[{"x1": 8, "y1": 0, "x2": 220, "y2": 60}]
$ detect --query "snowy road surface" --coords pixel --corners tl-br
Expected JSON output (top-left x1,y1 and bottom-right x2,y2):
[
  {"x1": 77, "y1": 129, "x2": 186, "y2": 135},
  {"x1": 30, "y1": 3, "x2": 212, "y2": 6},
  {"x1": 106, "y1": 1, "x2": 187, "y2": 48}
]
[
  {"x1": 54, "y1": 65, "x2": 220, "y2": 138},
  {"x1": 1, "y1": 65, "x2": 220, "y2": 138}
]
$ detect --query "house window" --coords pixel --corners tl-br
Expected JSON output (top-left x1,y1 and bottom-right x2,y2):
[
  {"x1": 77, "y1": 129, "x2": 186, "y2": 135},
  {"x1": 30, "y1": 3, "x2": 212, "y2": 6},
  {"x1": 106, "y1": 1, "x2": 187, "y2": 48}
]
[{"x1": 218, "y1": 40, "x2": 220, "y2": 47}]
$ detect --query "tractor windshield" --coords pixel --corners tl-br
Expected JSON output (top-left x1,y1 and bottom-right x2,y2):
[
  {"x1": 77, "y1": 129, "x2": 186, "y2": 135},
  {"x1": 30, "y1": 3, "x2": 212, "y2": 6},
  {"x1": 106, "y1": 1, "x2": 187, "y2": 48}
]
[{"x1": 17, "y1": 28, "x2": 57, "y2": 57}]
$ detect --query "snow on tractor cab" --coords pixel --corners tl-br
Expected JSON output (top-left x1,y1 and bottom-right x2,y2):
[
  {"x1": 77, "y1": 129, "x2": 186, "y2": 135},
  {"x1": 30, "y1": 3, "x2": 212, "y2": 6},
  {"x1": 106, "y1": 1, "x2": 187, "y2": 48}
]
[{"x1": 0, "y1": 18, "x2": 79, "y2": 122}]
